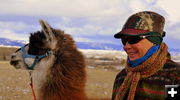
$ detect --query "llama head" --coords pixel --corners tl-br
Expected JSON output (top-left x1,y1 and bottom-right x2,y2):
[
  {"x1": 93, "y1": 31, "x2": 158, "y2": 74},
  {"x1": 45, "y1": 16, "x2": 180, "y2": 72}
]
[{"x1": 10, "y1": 20, "x2": 63, "y2": 70}]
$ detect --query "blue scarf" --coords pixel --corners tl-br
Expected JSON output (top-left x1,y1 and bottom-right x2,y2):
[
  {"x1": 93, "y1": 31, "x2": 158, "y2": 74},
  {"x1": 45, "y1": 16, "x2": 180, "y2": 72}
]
[{"x1": 128, "y1": 45, "x2": 160, "y2": 67}]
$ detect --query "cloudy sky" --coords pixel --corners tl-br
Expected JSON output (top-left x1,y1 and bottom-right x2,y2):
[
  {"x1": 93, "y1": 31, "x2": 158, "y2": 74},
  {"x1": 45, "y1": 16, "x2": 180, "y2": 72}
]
[{"x1": 0, "y1": 0, "x2": 180, "y2": 49}]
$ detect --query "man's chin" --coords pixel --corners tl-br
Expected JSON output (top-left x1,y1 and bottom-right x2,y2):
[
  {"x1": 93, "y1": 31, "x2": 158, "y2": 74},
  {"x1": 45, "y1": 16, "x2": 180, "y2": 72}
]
[{"x1": 129, "y1": 56, "x2": 139, "y2": 61}]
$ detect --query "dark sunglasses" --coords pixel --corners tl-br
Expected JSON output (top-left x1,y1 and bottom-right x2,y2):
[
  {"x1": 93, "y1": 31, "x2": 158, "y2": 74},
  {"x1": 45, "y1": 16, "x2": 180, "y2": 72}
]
[
  {"x1": 121, "y1": 36, "x2": 144, "y2": 45},
  {"x1": 121, "y1": 35, "x2": 162, "y2": 45},
  {"x1": 121, "y1": 35, "x2": 161, "y2": 45}
]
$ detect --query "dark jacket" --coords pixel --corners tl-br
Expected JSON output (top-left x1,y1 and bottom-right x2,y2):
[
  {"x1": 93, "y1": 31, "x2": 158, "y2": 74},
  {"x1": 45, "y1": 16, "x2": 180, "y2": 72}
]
[{"x1": 112, "y1": 59, "x2": 180, "y2": 100}]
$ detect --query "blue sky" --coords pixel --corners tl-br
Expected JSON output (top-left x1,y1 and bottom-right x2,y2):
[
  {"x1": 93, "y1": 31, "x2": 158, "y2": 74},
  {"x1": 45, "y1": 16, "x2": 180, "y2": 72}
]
[{"x1": 0, "y1": 0, "x2": 180, "y2": 49}]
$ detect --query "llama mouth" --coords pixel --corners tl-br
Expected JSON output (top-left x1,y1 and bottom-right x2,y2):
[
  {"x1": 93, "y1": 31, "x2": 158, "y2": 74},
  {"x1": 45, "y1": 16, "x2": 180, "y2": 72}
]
[{"x1": 10, "y1": 60, "x2": 20, "y2": 66}]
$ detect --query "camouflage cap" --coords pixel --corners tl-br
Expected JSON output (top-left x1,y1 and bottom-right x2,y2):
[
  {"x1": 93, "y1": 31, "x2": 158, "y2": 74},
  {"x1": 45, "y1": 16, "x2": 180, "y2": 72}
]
[{"x1": 114, "y1": 11, "x2": 165, "y2": 38}]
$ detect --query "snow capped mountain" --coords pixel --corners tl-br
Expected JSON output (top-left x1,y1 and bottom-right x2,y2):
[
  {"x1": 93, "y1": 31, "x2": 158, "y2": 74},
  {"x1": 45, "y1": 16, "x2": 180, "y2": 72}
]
[
  {"x1": 0, "y1": 37, "x2": 27, "y2": 47},
  {"x1": 0, "y1": 37, "x2": 179, "y2": 55},
  {"x1": 0, "y1": 37, "x2": 123, "y2": 50}
]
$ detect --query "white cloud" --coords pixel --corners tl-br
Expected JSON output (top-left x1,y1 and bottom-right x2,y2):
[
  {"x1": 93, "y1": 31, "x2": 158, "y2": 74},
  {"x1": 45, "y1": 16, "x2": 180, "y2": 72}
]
[
  {"x1": 0, "y1": 0, "x2": 127, "y2": 17},
  {"x1": 1, "y1": 0, "x2": 180, "y2": 23},
  {"x1": 0, "y1": 21, "x2": 38, "y2": 41},
  {"x1": 157, "y1": 0, "x2": 180, "y2": 23},
  {"x1": 64, "y1": 24, "x2": 101, "y2": 36},
  {"x1": 0, "y1": 29, "x2": 28, "y2": 40},
  {"x1": 129, "y1": 0, "x2": 146, "y2": 12},
  {"x1": 0, "y1": 21, "x2": 28, "y2": 31},
  {"x1": 61, "y1": 17, "x2": 71, "y2": 25},
  {"x1": 57, "y1": 22, "x2": 116, "y2": 37},
  {"x1": 0, "y1": 0, "x2": 180, "y2": 42},
  {"x1": 128, "y1": 0, "x2": 180, "y2": 24}
]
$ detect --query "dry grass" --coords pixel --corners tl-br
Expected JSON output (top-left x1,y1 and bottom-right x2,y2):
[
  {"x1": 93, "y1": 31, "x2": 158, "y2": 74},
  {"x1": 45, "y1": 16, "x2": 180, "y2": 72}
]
[
  {"x1": 85, "y1": 68, "x2": 118, "y2": 99},
  {"x1": 0, "y1": 61, "x2": 119, "y2": 100},
  {"x1": 0, "y1": 61, "x2": 32, "y2": 100},
  {"x1": 0, "y1": 47, "x2": 17, "y2": 61}
]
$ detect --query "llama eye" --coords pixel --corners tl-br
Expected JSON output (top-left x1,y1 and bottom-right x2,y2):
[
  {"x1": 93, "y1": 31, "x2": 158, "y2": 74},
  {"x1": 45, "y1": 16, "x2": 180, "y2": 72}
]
[{"x1": 63, "y1": 38, "x2": 67, "y2": 42}]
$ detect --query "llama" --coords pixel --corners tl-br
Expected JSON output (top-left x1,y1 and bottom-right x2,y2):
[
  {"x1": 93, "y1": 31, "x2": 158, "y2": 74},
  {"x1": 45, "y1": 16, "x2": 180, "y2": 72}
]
[{"x1": 10, "y1": 20, "x2": 87, "y2": 100}]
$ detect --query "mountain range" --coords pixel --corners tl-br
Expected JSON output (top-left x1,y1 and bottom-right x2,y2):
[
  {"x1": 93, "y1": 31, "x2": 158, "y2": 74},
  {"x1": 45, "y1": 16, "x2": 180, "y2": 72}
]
[
  {"x1": 0, "y1": 37, "x2": 123, "y2": 50},
  {"x1": 0, "y1": 37, "x2": 180, "y2": 53}
]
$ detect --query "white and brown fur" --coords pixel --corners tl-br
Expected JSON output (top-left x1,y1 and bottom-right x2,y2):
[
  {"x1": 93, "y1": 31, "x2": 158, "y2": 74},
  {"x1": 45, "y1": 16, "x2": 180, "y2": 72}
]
[{"x1": 10, "y1": 20, "x2": 87, "y2": 100}]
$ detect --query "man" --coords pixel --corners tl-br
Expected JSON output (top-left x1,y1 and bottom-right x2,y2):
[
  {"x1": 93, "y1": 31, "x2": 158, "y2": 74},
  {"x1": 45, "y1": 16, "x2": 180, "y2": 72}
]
[{"x1": 112, "y1": 11, "x2": 180, "y2": 100}]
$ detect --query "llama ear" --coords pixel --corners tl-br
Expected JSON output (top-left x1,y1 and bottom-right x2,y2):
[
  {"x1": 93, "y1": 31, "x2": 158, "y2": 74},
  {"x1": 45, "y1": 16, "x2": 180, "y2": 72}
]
[{"x1": 39, "y1": 19, "x2": 56, "y2": 41}]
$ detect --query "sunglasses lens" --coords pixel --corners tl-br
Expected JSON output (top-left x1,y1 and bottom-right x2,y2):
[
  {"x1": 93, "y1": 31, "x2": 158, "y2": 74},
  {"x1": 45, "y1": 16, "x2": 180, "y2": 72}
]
[
  {"x1": 121, "y1": 36, "x2": 143, "y2": 45},
  {"x1": 128, "y1": 37, "x2": 142, "y2": 44},
  {"x1": 121, "y1": 39, "x2": 126, "y2": 45}
]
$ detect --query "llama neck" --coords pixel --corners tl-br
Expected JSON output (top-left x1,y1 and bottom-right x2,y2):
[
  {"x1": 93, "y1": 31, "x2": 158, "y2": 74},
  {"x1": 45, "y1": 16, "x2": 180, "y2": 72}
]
[
  {"x1": 32, "y1": 55, "x2": 55, "y2": 100},
  {"x1": 33, "y1": 51, "x2": 86, "y2": 100}
]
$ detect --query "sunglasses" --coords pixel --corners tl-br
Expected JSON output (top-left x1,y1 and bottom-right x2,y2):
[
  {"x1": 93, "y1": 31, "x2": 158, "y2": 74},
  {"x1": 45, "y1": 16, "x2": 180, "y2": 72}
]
[{"x1": 121, "y1": 35, "x2": 162, "y2": 45}]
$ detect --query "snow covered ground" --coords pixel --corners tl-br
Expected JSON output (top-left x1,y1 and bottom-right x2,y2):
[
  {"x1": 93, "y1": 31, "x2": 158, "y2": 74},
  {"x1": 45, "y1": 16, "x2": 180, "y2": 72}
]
[
  {"x1": 80, "y1": 49, "x2": 127, "y2": 59},
  {"x1": 80, "y1": 49, "x2": 180, "y2": 65}
]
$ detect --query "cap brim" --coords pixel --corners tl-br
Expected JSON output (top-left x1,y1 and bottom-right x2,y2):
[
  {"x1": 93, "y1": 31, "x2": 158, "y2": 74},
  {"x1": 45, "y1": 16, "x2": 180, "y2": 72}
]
[
  {"x1": 114, "y1": 32, "x2": 141, "y2": 38},
  {"x1": 114, "y1": 32, "x2": 125, "y2": 38},
  {"x1": 114, "y1": 29, "x2": 149, "y2": 39}
]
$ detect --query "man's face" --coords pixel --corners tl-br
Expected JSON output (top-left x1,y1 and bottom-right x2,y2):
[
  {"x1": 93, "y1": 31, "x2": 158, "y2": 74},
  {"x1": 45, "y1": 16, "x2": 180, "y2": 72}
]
[{"x1": 122, "y1": 36, "x2": 154, "y2": 61}]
